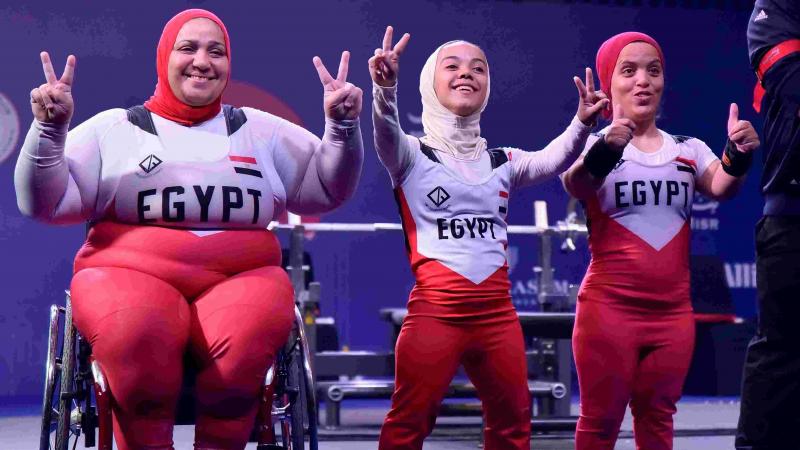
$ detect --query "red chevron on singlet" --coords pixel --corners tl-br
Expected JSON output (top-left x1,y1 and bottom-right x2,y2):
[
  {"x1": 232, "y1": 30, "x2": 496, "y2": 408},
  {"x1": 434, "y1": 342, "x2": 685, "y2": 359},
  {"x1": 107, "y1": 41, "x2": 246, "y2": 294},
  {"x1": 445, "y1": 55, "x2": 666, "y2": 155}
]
[{"x1": 579, "y1": 131, "x2": 719, "y2": 310}]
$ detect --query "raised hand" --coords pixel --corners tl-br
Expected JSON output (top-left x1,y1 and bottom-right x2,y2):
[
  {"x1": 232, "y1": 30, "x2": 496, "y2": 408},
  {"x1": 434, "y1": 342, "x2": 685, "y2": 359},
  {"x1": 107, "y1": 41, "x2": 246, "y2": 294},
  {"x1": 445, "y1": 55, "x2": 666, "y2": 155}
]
[
  {"x1": 368, "y1": 26, "x2": 411, "y2": 88},
  {"x1": 314, "y1": 51, "x2": 363, "y2": 120},
  {"x1": 574, "y1": 67, "x2": 609, "y2": 126},
  {"x1": 727, "y1": 103, "x2": 760, "y2": 153},
  {"x1": 30, "y1": 52, "x2": 76, "y2": 125},
  {"x1": 604, "y1": 103, "x2": 636, "y2": 151}
]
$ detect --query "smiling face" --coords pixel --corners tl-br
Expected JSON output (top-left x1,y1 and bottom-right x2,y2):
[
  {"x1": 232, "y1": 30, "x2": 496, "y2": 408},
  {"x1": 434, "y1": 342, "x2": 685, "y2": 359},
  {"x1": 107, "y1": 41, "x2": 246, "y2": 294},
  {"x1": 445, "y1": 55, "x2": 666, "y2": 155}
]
[
  {"x1": 610, "y1": 41, "x2": 663, "y2": 123},
  {"x1": 167, "y1": 18, "x2": 229, "y2": 106},
  {"x1": 432, "y1": 42, "x2": 488, "y2": 117}
]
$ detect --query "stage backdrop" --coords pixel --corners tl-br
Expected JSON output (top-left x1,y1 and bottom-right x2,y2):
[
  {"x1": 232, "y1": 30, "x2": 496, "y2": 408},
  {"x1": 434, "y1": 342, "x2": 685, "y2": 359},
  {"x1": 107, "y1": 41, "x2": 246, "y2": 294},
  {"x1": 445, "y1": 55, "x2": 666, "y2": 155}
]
[{"x1": 0, "y1": 0, "x2": 759, "y2": 400}]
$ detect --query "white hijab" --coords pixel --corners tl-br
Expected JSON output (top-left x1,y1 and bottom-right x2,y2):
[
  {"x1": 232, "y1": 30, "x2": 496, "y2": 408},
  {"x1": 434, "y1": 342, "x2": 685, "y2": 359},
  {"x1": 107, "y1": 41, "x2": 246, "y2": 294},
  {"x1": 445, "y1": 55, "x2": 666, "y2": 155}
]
[{"x1": 419, "y1": 40, "x2": 491, "y2": 161}]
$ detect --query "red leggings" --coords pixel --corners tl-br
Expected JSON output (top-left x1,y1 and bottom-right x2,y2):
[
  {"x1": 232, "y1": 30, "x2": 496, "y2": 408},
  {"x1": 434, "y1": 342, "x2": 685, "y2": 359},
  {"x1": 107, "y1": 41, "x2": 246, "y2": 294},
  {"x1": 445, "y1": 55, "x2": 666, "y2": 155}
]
[
  {"x1": 69, "y1": 223, "x2": 294, "y2": 450},
  {"x1": 378, "y1": 313, "x2": 531, "y2": 450},
  {"x1": 573, "y1": 300, "x2": 695, "y2": 450}
]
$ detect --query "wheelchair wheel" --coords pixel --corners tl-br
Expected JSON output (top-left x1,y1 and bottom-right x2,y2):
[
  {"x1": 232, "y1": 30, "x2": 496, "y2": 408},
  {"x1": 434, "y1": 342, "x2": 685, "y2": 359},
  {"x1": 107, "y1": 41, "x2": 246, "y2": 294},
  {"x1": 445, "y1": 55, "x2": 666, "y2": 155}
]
[
  {"x1": 288, "y1": 306, "x2": 318, "y2": 450},
  {"x1": 39, "y1": 296, "x2": 78, "y2": 450}
]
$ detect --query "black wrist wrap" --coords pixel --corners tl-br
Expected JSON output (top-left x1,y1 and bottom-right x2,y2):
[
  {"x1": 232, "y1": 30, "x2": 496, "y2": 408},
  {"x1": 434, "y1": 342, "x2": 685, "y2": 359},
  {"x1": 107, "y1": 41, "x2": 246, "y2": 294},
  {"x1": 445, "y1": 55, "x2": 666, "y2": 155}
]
[
  {"x1": 721, "y1": 139, "x2": 753, "y2": 177},
  {"x1": 583, "y1": 137, "x2": 623, "y2": 179}
]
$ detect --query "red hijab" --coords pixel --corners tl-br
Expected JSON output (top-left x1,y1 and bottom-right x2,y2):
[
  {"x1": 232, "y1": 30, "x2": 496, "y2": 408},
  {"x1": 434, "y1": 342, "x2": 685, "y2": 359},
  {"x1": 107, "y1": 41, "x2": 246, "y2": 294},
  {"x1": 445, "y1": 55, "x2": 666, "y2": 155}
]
[
  {"x1": 144, "y1": 9, "x2": 231, "y2": 126},
  {"x1": 595, "y1": 31, "x2": 664, "y2": 120}
]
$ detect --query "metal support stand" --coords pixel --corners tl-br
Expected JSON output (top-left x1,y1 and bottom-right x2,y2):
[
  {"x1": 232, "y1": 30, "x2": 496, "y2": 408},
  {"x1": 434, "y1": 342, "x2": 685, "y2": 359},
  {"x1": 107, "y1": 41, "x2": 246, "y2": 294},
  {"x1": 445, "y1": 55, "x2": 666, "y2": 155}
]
[
  {"x1": 534, "y1": 201, "x2": 574, "y2": 417},
  {"x1": 287, "y1": 225, "x2": 318, "y2": 369}
]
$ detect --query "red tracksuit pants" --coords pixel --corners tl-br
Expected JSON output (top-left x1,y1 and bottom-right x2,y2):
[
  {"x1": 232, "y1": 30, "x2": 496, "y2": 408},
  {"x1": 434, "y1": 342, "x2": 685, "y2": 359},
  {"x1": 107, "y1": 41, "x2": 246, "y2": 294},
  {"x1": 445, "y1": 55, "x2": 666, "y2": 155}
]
[
  {"x1": 573, "y1": 299, "x2": 695, "y2": 450},
  {"x1": 69, "y1": 222, "x2": 295, "y2": 450},
  {"x1": 378, "y1": 311, "x2": 531, "y2": 450}
]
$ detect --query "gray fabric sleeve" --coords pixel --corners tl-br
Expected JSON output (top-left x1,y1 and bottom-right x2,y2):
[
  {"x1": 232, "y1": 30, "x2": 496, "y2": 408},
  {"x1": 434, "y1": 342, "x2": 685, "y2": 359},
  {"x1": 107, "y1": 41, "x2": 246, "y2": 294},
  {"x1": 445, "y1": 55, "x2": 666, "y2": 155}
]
[
  {"x1": 14, "y1": 111, "x2": 120, "y2": 224},
  {"x1": 371, "y1": 83, "x2": 417, "y2": 186},
  {"x1": 510, "y1": 115, "x2": 592, "y2": 190},
  {"x1": 272, "y1": 115, "x2": 364, "y2": 215}
]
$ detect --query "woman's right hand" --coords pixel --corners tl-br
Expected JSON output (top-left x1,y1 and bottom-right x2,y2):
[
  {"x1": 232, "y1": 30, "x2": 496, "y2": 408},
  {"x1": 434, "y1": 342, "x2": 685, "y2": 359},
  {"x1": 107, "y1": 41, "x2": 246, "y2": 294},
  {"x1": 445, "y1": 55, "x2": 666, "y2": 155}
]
[
  {"x1": 574, "y1": 67, "x2": 609, "y2": 126},
  {"x1": 368, "y1": 26, "x2": 410, "y2": 88},
  {"x1": 604, "y1": 104, "x2": 636, "y2": 151},
  {"x1": 30, "y1": 52, "x2": 76, "y2": 125}
]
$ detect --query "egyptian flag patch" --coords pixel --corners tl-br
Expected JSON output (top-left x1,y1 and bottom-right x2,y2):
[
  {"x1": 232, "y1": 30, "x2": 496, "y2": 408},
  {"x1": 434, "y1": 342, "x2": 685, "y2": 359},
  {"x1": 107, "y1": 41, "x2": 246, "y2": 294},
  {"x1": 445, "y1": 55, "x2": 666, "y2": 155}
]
[
  {"x1": 230, "y1": 155, "x2": 262, "y2": 178},
  {"x1": 675, "y1": 157, "x2": 697, "y2": 175},
  {"x1": 499, "y1": 190, "x2": 509, "y2": 214}
]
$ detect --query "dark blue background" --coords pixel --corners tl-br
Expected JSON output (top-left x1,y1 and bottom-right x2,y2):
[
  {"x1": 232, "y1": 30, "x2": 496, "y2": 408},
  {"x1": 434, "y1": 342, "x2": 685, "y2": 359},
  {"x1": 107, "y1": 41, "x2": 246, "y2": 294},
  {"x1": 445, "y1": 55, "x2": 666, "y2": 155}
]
[{"x1": 0, "y1": 0, "x2": 759, "y2": 400}]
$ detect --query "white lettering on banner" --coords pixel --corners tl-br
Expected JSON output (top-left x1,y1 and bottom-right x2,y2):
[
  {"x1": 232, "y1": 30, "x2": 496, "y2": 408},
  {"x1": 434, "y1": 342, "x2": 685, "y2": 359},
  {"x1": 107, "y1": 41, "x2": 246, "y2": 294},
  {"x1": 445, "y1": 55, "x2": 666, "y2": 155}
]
[
  {"x1": 554, "y1": 279, "x2": 570, "y2": 293},
  {"x1": 691, "y1": 192, "x2": 720, "y2": 231},
  {"x1": 511, "y1": 279, "x2": 539, "y2": 297},
  {"x1": 724, "y1": 262, "x2": 757, "y2": 288},
  {"x1": 511, "y1": 278, "x2": 572, "y2": 296},
  {"x1": 690, "y1": 217, "x2": 720, "y2": 231},
  {"x1": 511, "y1": 278, "x2": 573, "y2": 309},
  {"x1": 692, "y1": 192, "x2": 719, "y2": 215}
]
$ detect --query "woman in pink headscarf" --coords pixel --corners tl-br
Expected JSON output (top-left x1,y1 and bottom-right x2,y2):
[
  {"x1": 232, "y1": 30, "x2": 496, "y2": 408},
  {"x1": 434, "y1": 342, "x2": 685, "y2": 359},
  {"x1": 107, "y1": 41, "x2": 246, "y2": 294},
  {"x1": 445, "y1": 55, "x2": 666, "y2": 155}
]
[
  {"x1": 15, "y1": 9, "x2": 363, "y2": 450},
  {"x1": 561, "y1": 32, "x2": 759, "y2": 450}
]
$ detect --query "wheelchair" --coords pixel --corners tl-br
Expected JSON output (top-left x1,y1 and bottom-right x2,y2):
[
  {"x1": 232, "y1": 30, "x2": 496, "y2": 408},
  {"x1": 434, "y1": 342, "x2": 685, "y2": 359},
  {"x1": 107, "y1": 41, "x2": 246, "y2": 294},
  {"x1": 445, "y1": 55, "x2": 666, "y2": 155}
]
[{"x1": 39, "y1": 291, "x2": 319, "y2": 450}]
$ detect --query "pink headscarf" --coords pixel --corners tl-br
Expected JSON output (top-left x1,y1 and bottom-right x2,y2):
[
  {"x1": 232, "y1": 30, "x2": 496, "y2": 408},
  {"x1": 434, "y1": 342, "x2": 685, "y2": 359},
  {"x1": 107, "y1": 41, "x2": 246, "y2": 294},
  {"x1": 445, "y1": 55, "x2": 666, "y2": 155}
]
[{"x1": 596, "y1": 31, "x2": 664, "y2": 119}]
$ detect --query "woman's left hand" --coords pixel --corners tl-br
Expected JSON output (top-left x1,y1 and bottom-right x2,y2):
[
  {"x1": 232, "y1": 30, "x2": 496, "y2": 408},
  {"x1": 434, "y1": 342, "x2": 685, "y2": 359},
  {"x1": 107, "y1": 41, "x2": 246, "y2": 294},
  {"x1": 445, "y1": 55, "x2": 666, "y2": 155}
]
[
  {"x1": 727, "y1": 103, "x2": 760, "y2": 153},
  {"x1": 313, "y1": 51, "x2": 363, "y2": 120},
  {"x1": 574, "y1": 67, "x2": 609, "y2": 126}
]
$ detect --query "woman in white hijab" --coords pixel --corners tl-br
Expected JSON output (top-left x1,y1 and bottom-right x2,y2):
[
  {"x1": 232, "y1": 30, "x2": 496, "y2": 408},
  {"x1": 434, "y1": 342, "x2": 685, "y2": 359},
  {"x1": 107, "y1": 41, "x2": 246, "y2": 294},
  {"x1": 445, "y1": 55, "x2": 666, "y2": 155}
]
[{"x1": 368, "y1": 27, "x2": 608, "y2": 450}]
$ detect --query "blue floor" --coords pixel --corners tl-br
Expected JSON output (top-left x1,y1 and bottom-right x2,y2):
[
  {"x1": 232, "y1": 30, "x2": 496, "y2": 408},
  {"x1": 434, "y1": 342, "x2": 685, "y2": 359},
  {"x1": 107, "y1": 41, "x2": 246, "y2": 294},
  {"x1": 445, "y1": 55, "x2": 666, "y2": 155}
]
[{"x1": 6, "y1": 395, "x2": 741, "y2": 449}]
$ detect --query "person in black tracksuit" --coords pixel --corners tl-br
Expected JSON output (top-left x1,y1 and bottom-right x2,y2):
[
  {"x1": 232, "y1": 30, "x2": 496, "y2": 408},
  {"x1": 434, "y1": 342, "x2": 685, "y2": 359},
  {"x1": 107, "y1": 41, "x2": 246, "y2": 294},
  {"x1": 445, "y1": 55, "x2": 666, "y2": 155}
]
[{"x1": 737, "y1": 1, "x2": 800, "y2": 448}]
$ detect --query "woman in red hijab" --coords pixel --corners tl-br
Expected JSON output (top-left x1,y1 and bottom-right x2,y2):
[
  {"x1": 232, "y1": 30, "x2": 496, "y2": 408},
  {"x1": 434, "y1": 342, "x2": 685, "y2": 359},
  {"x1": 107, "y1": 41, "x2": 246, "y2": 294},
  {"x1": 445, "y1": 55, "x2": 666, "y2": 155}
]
[
  {"x1": 561, "y1": 32, "x2": 759, "y2": 450},
  {"x1": 16, "y1": 9, "x2": 363, "y2": 450}
]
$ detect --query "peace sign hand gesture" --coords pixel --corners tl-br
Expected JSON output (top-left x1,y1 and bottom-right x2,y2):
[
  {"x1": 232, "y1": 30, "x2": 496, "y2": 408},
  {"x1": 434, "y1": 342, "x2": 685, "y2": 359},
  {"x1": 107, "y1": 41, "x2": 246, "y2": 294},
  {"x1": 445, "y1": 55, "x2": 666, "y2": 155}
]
[
  {"x1": 31, "y1": 52, "x2": 76, "y2": 125},
  {"x1": 313, "y1": 51, "x2": 363, "y2": 121},
  {"x1": 574, "y1": 67, "x2": 609, "y2": 126},
  {"x1": 368, "y1": 26, "x2": 411, "y2": 88}
]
